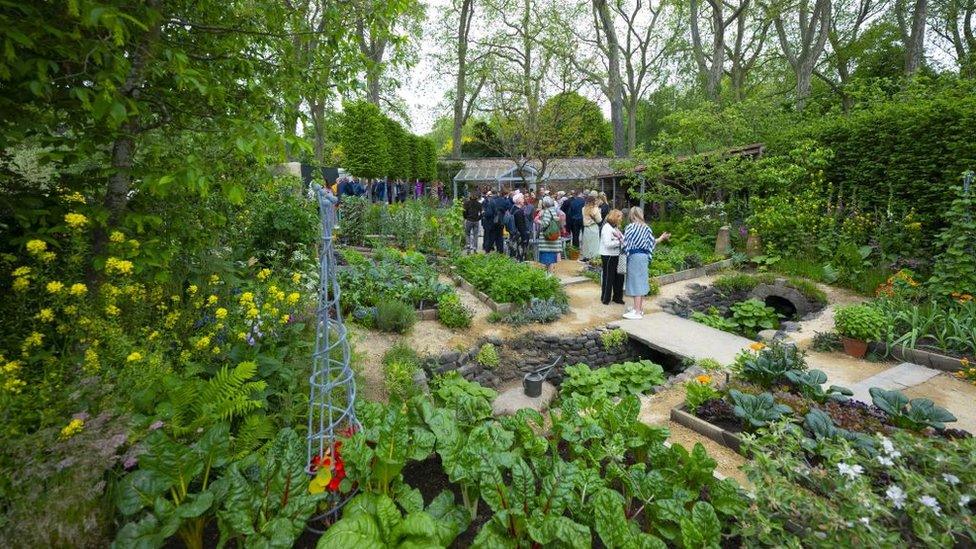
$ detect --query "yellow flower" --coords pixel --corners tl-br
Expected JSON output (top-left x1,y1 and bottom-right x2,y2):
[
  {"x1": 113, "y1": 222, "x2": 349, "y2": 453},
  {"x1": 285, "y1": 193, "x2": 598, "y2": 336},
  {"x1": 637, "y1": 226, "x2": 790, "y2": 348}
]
[
  {"x1": 26, "y1": 239, "x2": 47, "y2": 255},
  {"x1": 291, "y1": 273, "x2": 301, "y2": 284},
  {"x1": 237, "y1": 332, "x2": 247, "y2": 341},
  {"x1": 126, "y1": 352, "x2": 143, "y2": 362},
  {"x1": 210, "y1": 274, "x2": 220, "y2": 284},
  {"x1": 257, "y1": 268, "x2": 271, "y2": 281},
  {"x1": 148, "y1": 331, "x2": 159, "y2": 341},
  {"x1": 195, "y1": 336, "x2": 211, "y2": 350},
  {"x1": 211, "y1": 346, "x2": 221, "y2": 354},
  {"x1": 127, "y1": 239, "x2": 140, "y2": 249},
  {"x1": 69, "y1": 283, "x2": 87, "y2": 296},
  {"x1": 63, "y1": 305, "x2": 77, "y2": 315},
  {"x1": 59, "y1": 418, "x2": 85, "y2": 439},
  {"x1": 109, "y1": 231, "x2": 126, "y2": 243},
  {"x1": 64, "y1": 192, "x2": 86, "y2": 204},
  {"x1": 695, "y1": 374, "x2": 712, "y2": 385},
  {"x1": 46, "y1": 281, "x2": 64, "y2": 294},
  {"x1": 103, "y1": 284, "x2": 120, "y2": 298},
  {"x1": 215, "y1": 307, "x2": 228, "y2": 319},
  {"x1": 206, "y1": 295, "x2": 218, "y2": 306},
  {"x1": 286, "y1": 292, "x2": 300, "y2": 305},
  {"x1": 749, "y1": 342, "x2": 767, "y2": 352},
  {"x1": 164, "y1": 311, "x2": 180, "y2": 328},
  {"x1": 246, "y1": 307, "x2": 259, "y2": 319},
  {"x1": 41, "y1": 251, "x2": 56, "y2": 263},
  {"x1": 962, "y1": 357, "x2": 970, "y2": 368},
  {"x1": 105, "y1": 304, "x2": 120, "y2": 316},
  {"x1": 188, "y1": 284, "x2": 199, "y2": 295},
  {"x1": 64, "y1": 213, "x2": 89, "y2": 229},
  {"x1": 12, "y1": 277, "x2": 29, "y2": 292},
  {"x1": 22, "y1": 331, "x2": 44, "y2": 351},
  {"x1": 12, "y1": 266, "x2": 30, "y2": 277},
  {"x1": 280, "y1": 314, "x2": 290, "y2": 324},
  {"x1": 36, "y1": 308, "x2": 54, "y2": 323},
  {"x1": 105, "y1": 257, "x2": 134, "y2": 276},
  {"x1": 239, "y1": 292, "x2": 254, "y2": 305}
]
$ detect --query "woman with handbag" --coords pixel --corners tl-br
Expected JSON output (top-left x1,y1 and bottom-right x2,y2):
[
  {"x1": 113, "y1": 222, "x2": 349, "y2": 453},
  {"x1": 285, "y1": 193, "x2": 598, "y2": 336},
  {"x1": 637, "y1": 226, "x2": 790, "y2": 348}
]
[
  {"x1": 537, "y1": 196, "x2": 563, "y2": 274},
  {"x1": 599, "y1": 209, "x2": 625, "y2": 305},
  {"x1": 622, "y1": 207, "x2": 670, "y2": 320}
]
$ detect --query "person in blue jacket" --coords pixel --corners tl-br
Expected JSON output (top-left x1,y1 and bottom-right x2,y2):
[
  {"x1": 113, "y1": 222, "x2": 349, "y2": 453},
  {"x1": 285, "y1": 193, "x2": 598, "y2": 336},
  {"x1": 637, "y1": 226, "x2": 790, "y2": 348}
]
[{"x1": 561, "y1": 190, "x2": 586, "y2": 248}]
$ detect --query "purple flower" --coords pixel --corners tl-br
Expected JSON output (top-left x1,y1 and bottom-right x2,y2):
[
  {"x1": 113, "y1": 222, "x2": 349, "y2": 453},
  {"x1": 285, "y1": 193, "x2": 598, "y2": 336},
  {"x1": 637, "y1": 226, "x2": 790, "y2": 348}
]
[
  {"x1": 123, "y1": 456, "x2": 138, "y2": 470},
  {"x1": 149, "y1": 420, "x2": 164, "y2": 432},
  {"x1": 738, "y1": 226, "x2": 748, "y2": 238}
]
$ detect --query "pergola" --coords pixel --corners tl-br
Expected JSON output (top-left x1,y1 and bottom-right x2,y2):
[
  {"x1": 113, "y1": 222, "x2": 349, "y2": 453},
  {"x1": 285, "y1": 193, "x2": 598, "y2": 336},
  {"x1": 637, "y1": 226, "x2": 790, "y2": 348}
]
[{"x1": 451, "y1": 157, "x2": 614, "y2": 199}]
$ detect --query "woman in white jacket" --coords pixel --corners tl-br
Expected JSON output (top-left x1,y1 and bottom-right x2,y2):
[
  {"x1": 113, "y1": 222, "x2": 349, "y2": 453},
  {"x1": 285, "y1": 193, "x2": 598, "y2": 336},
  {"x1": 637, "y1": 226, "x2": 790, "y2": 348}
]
[{"x1": 599, "y1": 209, "x2": 625, "y2": 305}]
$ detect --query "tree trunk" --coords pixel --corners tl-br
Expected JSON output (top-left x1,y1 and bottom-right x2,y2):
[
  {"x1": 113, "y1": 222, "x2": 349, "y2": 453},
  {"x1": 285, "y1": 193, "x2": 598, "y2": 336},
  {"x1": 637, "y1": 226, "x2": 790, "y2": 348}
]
[
  {"x1": 906, "y1": 0, "x2": 928, "y2": 74},
  {"x1": 626, "y1": 97, "x2": 638, "y2": 153},
  {"x1": 594, "y1": 0, "x2": 627, "y2": 157},
  {"x1": 451, "y1": 0, "x2": 473, "y2": 160}
]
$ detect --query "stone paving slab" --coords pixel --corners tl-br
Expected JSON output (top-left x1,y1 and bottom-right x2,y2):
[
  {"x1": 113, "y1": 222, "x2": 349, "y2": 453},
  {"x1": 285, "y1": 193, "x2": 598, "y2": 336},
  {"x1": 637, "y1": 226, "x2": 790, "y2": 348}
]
[
  {"x1": 847, "y1": 362, "x2": 942, "y2": 404},
  {"x1": 610, "y1": 312, "x2": 753, "y2": 365},
  {"x1": 560, "y1": 275, "x2": 592, "y2": 287}
]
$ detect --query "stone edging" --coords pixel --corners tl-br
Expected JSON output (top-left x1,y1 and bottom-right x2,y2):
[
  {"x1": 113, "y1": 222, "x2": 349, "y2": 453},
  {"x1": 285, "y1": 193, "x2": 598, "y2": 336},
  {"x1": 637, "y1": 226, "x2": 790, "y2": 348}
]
[
  {"x1": 652, "y1": 258, "x2": 734, "y2": 286},
  {"x1": 670, "y1": 404, "x2": 745, "y2": 455},
  {"x1": 447, "y1": 271, "x2": 514, "y2": 314},
  {"x1": 885, "y1": 344, "x2": 968, "y2": 373}
]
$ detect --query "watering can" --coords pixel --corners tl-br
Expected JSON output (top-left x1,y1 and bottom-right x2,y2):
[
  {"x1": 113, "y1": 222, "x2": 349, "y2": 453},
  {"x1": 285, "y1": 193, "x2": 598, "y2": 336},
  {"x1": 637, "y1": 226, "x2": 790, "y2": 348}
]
[{"x1": 523, "y1": 355, "x2": 563, "y2": 398}]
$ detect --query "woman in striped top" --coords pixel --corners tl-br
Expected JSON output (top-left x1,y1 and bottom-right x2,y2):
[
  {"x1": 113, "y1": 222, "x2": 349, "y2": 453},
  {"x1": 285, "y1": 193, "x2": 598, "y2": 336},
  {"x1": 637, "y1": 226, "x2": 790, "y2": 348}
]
[{"x1": 622, "y1": 206, "x2": 670, "y2": 319}]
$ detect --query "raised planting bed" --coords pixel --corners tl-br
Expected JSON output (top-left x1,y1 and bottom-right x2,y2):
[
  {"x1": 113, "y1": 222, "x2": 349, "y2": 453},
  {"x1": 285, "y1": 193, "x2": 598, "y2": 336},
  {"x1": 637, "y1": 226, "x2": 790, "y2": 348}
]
[
  {"x1": 450, "y1": 253, "x2": 561, "y2": 313},
  {"x1": 449, "y1": 271, "x2": 514, "y2": 314},
  {"x1": 337, "y1": 246, "x2": 455, "y2": 320},
  {"x1": 653, "y1": 258, "x2": 734, "y2": 286},
  {"x1": 885, "y1": 343, "x2": 971, "y2": 373},
  {"x1": 671, "y1": 404, "x2": 744, "y2": 454}
]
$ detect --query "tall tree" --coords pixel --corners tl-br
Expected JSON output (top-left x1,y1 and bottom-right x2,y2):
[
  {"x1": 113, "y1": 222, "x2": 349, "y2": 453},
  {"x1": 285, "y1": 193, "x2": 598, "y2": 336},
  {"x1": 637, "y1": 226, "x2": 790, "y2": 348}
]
[
  {"x1": 592, "y1": 0, "x2": 628, "y2": 157},
  {"x1": 931, "y1": 0, "x2": 976, "y2": 76},
  {"x1": 338, "y1": 101, "x2": 389, "y2": 180},
  {"x1": 894, "y1": 0, "x2": 929, "y2": 74},
  {"x1": 771, "y1": 0, "x2": 832, "y2": 110},
  {"x1": 725, "y1": 2, "x2": 770, "y2": 99},
  {"x1": 438, "y1": 0, "x2": 493, "y2": 159},
  {"x1": 820, "y1": 0, "x2": 886, "y2": 110},
  {"x1": 689, "y1": 0, "x2": 750, "y2": 100},
  {"x1": 354, "y1": 0, "x2": 425, "y2": 106}
]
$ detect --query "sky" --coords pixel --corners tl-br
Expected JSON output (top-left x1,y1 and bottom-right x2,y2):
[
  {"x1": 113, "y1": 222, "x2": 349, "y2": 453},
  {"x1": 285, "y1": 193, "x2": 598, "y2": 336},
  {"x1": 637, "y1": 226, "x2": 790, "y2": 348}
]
[{"x1": 401, "y1": 0, "x2": 450, "y2": 135}]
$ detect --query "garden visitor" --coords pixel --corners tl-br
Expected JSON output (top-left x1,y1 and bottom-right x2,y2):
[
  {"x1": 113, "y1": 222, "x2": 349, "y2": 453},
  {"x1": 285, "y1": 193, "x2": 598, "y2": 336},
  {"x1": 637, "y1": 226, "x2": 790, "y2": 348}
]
[
  {"x1": 598, "y1": 192, "x2": 610, "y2": 223},
  {"x1": 537, "y1": 196, "x2": 563, "y2": 274},
  {"x1": 463, "y1": 190, "x2": 482, "y2": 253},
  {"x1": 562, "y1": 190, "x2": 586, "y2": 248},
  {"x1": 600, "y1": 209, "x2": 625, "y2": 305},
  {"x1": 580, "y1": 192, "x2": 602, "y2": 262},
  {"x1": 556, "y1": 190, "x2": 567, "y2": 208},
  {"x1": 509, "y1": 195, "x2": 530, "y2": 261},
  {"x1": 481, "y1": 190, "x2": 497, "y2": 253},
  {"x1": 622, "y1": 207, "x2": 670, "y2": 320}
]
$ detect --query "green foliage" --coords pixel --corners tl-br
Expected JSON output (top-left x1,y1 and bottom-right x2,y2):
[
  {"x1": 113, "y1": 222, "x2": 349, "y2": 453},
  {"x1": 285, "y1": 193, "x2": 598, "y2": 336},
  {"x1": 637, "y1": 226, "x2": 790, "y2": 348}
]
[
  {"x1": 503, "y1": 296, "x2": 569, "y2": 325},
  {"x1": 927, "y1": 178, "x2": 976, "y2": 296},
  {"x1": 383, "y1": 343, "x2": 420, "y2": 402},
  {"x1": 431, "y1": 372, "x2": 497, "y2": 426},
  {"x1": 738, "y1": 422, "x2": 976, "y2": 546},
  {"x1": 735, "y1": 341, "x2": 807, "y2": 388},
  {"x1": 475, "y1": 343, "x2": 499, "y2": 369},
  {"x1": 538, "y1": 91, "x2": 612, "y2": 156},
  {"x1": 713, "y1": 273, "x2": 763, "y2": 294},
  {"x1": 875, "y1": 297, "x2": 976, "y2": 357},
  {"x1": 247, "y1": 180, "x2": 318, "y2": 266},
  {"x1": 338, "y1": 101, "x2": 390, "y2": 179},
  {"x1": 375, "y1": 301, "x2": 417, "y2": 334},
  {"x1": 339, "y1": 248, "x2": 450, "y2": 313},
  {"x1": 685, "y1": 380, "x2": 721, "y2": 414},
  {"x1": 215, "y1": 429, "x2": 323, "y2": 548},
  {"x1": 728, "y1": 390, "x2": 793, "y2": 429},
  {"x1": 560, "y1": 360, "x2": 666, "y2": 399},
  {"x1": 868, "y1": 388, "x2": 958, "y2": 431},
  {"x1": 453, "y1": 253, "x2": 561, "y2": 304},
  {"x1": 600, "y1": 328, "x2": 628, "y2": 352},
  {"x1": 834, "y1": 304, "x2": 886, "y2": 341},
  {"x1": 691, "y1": 311, "x2": 739, "y2": 332},
  {"x1": 436, "y1": 292, "x2": 472, "y2": 329},
  {"x1": 317, "y1": 491, "x2": 468, "y2": 548},
  {"x1": 729, "y1": 299, "x2": 780, "y2": 337},
  {"x1": 696, "y1": 358, "x2": 723, "y2": 372},
  {"x1": 784, "y1": 369, "x2": 853, "y2": 404},
  {"x1": 339, "y1": 196, "x2": 370, "y2": 247},
  {"x1": 810, "y1": 331, "x2": 843, "y2": 352}
]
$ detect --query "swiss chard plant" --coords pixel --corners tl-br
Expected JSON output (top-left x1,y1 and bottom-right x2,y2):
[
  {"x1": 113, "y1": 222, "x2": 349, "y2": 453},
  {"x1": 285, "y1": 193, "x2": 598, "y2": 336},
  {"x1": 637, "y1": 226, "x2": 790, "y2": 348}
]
[
  {"x1": 316, "y1": 491, "x2": 469, "y2": 548},
  {"x1": 869, "y1": 388, "x2": 958, "y2": 431}
]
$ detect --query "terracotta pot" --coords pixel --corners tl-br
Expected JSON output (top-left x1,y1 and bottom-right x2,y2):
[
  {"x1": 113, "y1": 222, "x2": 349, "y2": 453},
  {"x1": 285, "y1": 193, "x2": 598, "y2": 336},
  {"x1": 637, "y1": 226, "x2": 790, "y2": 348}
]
[
  {"x1": 841, "y1": 336, "x2": 868, "y2": 358},
  {"x1": 567, "y1": 248, "x2": 580, "y2": 260}
]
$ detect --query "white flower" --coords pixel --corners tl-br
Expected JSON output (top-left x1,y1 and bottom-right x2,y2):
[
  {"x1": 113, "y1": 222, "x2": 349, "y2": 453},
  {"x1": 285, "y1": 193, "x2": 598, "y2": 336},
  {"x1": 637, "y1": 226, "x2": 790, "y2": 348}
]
[
  {"x1": 960, "y1": 495, "x2": 972, "y2": 507},
  {"x1": 837, "y1": 462, "x2": 864, "y2": 480},
  {"x1": 859, "y1": 517, "x2": 870, "y2": 526},
  {"x1": 919, "y1": 495, "x2": 942, "y2": 516},
  {"x1": 880, "y1": 436, "x2": 902, "y2": 459},
  {"x1": 876, "y1": 455, "x2": 894, "y2": 467},
  {"x1": 942, "y1": 474, "x2": 960, "y2": 486},
  {"x1": 886, "y1": 485, "x2": 907, "y2": 509}
]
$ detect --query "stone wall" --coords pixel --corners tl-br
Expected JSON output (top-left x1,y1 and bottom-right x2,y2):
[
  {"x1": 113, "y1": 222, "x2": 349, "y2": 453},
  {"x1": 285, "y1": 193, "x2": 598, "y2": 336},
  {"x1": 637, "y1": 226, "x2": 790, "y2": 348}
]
[{"x1": 427, "y1": 325, "x2": 645, "y2": 389}]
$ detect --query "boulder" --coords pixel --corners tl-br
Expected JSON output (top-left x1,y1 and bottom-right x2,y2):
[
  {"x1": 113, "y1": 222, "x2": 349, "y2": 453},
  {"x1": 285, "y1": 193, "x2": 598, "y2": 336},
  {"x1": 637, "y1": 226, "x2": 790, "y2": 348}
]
[{"x1": 491, "y1": 382, "x2": 557, "y2": 417}]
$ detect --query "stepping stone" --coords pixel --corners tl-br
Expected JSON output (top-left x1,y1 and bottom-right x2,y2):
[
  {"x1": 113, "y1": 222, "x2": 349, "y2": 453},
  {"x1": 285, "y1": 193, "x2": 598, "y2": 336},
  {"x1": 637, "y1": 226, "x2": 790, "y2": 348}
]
[
  {"x1": 491, "y1": 382, "x2": 556, "y2": 417},
  {"x1": 560, "y1": 275, "x2": 592, "y2": 286},
  {"x1": 847, "y1": 362, "x2": 942, "y2": 404},
  {"x1": 610, "y1": 312, "x2": 753, "y2": 366}
]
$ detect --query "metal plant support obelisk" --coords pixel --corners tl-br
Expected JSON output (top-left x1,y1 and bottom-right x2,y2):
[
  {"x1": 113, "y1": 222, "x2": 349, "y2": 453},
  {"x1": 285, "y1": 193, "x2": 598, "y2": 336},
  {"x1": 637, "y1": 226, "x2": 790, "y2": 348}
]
[{"x1": 306, "y1": 183, "x2": 359, "y2": 528}]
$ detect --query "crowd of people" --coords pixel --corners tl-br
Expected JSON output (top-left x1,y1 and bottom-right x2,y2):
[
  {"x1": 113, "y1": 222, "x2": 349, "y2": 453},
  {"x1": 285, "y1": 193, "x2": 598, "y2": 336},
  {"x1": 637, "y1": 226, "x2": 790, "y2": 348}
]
[
  {"x1": 461, "y1": 185, "x2": 669, "y2": 319},
  {"x1": 334, "y1": 177, "x2": 449, "y2": 204}
]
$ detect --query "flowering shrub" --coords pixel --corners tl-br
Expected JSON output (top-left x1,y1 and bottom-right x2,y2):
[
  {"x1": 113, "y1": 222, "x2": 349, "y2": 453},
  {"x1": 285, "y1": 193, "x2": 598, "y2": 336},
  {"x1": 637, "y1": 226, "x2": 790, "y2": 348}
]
[{"x1": 737, "y1": 421, "x2": 976, "y2": 546}]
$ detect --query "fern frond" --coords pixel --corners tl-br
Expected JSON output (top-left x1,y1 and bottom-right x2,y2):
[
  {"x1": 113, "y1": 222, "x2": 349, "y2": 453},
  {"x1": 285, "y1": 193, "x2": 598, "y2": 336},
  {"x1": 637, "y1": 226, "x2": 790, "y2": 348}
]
[{"x1": 233, "y1": 414, "x2": 275, "y2": 459}]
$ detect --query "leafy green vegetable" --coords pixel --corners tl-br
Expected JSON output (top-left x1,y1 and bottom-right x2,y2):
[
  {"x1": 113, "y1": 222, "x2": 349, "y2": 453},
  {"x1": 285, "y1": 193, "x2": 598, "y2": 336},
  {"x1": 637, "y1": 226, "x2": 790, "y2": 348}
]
[
  {"x1": 869, "y1": 388, "x2": 958, "y2": 431},
  {"x1": 729, "y1": 390, "x2": 793, "y2": 428}
]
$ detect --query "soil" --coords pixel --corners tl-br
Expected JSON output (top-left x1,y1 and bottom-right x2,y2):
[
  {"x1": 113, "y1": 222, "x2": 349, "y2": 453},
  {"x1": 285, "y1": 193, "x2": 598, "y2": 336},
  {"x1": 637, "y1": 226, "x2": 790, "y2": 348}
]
[{"x1": 402, "y1": 456, "x2": 492, "y2": 548}]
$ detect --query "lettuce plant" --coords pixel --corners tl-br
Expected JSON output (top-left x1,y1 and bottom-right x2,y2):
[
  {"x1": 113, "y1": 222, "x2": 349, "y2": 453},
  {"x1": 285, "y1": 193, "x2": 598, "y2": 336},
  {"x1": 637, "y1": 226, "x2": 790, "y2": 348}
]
[
  {"x1": 869, "y1": 388, "x2": 958, "y2": 431},
  {"x1": 729, "y1": 390, "x2": 793, "y2": 429}
]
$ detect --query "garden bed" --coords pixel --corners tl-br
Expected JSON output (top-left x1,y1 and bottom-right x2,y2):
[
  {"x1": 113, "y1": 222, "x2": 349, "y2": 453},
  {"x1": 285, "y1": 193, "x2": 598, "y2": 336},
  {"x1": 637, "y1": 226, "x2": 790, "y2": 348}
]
[
  {"x1": 884, "y1": 343, "x2": 969, "y2": 373},
  {"x1": 654, "y1": 257, "x2": 734, "y2": 285},
  {"x1": 448, "y1": 271, "x2": 514, "y2": 314},
  {"x1": 671, "y1": 404, "x2": 745, "y2": 454}
]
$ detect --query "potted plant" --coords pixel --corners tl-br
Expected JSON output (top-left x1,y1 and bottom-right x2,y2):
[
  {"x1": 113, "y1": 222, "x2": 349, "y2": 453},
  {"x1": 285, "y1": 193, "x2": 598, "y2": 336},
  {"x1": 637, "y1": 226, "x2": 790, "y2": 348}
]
[
  {"x1": 833, "y1": 304, "x2": 886, "y2": 358},
  {"x1": 566, "y1": 244, "x2": 580, "y2": 260}
]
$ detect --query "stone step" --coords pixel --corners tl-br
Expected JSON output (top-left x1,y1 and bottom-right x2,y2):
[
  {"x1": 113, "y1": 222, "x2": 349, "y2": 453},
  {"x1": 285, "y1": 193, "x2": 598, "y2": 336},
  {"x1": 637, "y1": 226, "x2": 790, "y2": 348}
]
[
  {"x1": 610, "y1": 312, "x2": 754, "y2": 365},
  {"x1": 560, "y1": 275, "x2": 592, "y2": 287},
  {"x1": 847, "y1": 362, "x2": 942, "y2": 404}
]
